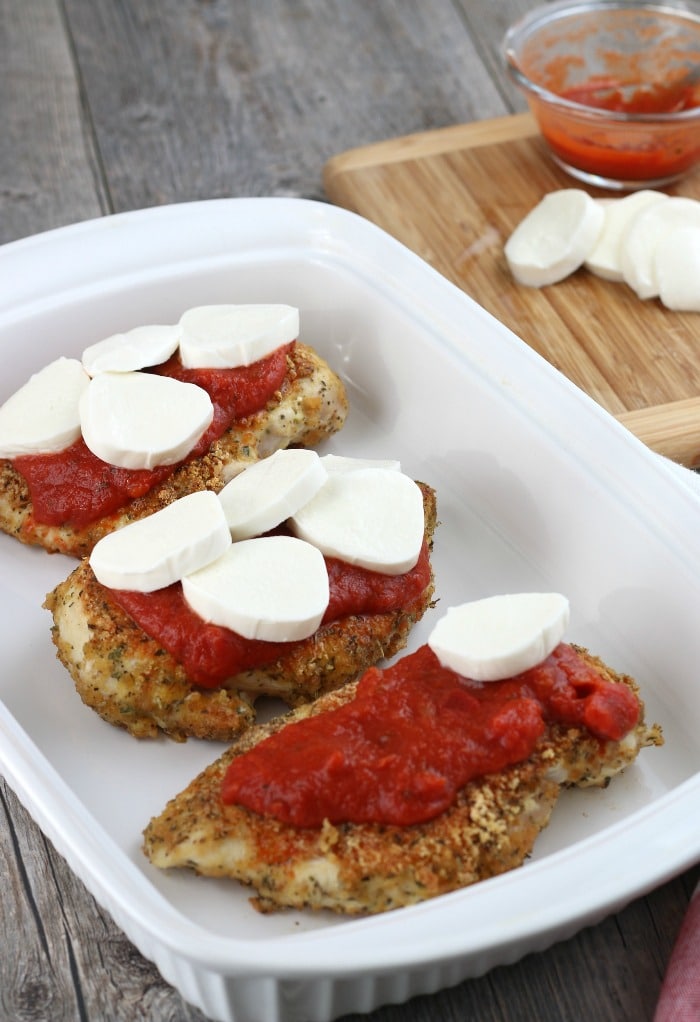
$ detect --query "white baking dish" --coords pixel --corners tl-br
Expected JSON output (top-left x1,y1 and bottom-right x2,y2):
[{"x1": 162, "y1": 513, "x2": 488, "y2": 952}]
[{"x1": 0, "y1": 197, "x2": 699, "y2": 1022}]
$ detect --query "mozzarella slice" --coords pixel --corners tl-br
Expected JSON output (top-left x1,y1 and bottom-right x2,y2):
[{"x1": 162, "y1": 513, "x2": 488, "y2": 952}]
[
  {"x1": 655, "y1": 225, "x2": 700, "y2": 312},
  {"x1": 182, "y1": 535, "x2": 329, "y2": 642},
  {"x1": 428, "y1": 593, "x2": 570, "y2": 682},
  {"x1": 289, "y1": 468, "x2": 424, "y2": 575},
  {"x1": 218, "y1": 448, "x2": 328, "y2": 540},
  {"x1": 82, "y1": 324, "x2": 180, "y2": 376},
  {"x1": 0, "y1": 357, "x2": 90, "y2": 458},
  {"x1": 620, "y1": 196, "x2": 700, "y2": 300},
  {"x1": 585, "y1": 191, "x2": 668, "y2": 282},
  {"x1": 504, "y1": 189, "x2": 604, "y2": 287},
  {"x1": 89, "y1": 490, "x2": 232, "y2": 593},
  {"x1": 179, "y1": 304, "x2": 299, "y2": 369},
  {"x1": 79, "y1": 371, "x2": 213, "y2": 469},
  {"x1": 320, "y1": 454, "x2": 401, "y2": 474}
]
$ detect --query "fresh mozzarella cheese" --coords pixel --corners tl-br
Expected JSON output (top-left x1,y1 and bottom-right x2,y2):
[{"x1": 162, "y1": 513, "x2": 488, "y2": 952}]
[
  {"x1": 504, "y1": 189, "x2": 604, "y2": 287},
  {"x1": 506, "y1": 188, "x2": 700, "y2": 310},
  {"x1": 428, "y1": 593, "x2": 570, "y2": 682},
  {"x1": 0, "y1": 357, "x2": 90, "y2": 458},
  {"x1": 655, "y1": 225, "x2": 700, "y2": 312},
  {"x1": 585, "y1": 191, "x2": 668, "y2": 282},
  {"x1": 218, "y1": 448, "x2": 328, "y2": 540},
  {"x1": 620, "y1": 196, "x2": 700, "y2": 300},
  {"x1": 79, "y1": 370, "x2": 213, "y2": 469},
  {"x1": 289, "y1": 467, "x2": 424, "y2": 575},
  {"x1": 320, "y1": 453, "x2": 401, "y2": 473},
  {"x1": 89, "y1": 490, "x2": 232, "y2": 593},
  {"x1": 182, "y1": 535, "x2": 329, "y2": 642},
  {"x1": 178, "y1": 304, "x2": 299, "y2": 369},
  {"x1": 82, "y1": 324, "x2": 180, "y2": 376}
]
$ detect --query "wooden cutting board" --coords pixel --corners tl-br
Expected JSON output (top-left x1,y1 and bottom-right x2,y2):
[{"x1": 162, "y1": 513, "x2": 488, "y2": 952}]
[{"x1": 323, "y1": 113, "x2": 700, "y2": 468}]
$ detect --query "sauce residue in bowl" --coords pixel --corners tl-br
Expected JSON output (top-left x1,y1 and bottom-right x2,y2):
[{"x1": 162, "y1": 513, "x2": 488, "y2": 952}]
[
  {"x1": 561, "y1": 76, "x2": 700, "y2": 115},
  {"x1": 530, "y1": 88, "x2": 700, "y2": 183},
  {"x1": 512, "y1": 8, "x2": 700, "y2": 184}
]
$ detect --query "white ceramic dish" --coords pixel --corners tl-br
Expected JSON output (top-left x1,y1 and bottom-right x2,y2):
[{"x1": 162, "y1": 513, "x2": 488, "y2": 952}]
[{"x1": 1, "y1": 198, "x2": 699, "y2": 1022}]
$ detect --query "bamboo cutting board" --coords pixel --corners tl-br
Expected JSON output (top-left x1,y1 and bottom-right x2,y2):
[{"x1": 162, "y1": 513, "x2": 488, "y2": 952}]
[{"x1": 323, "y1": 113, "x2": 700, "y2": 468}]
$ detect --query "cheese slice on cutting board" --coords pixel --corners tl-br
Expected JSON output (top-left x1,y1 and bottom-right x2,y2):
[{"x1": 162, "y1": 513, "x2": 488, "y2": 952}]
[
  {"x1": 620, "y1": 196, "x2": 700, "y2": 300},
  {"x1": 504, "y1": 189, "x2": 604, "y2": 287},
  {"x1": 585, "y1": 191, "x2": 668, "y2": 282},
  {"x1": 654, "y1": 225, "x2": 700, "y2": 312}
]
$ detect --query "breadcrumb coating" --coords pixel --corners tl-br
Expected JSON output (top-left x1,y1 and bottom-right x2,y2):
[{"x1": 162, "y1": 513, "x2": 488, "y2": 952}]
[{"x1": 142, "y1": 646, "x2": 662, "y2": 914}]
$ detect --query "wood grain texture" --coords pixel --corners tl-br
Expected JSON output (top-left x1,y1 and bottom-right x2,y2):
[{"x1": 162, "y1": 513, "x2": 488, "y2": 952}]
[
  {"x1": 618, "y1": 398, "x2": 700, "y2": 466},
  {"x1": 0, "y1": 778, "x2": 207, "y2": 1022},
  {"x1": 57, "y1": 0, "x2": 511, "y2": 215},
  {"x1": 1, "y1": 1, "x2": 699, "y2": 1020},
  {"x1": 324, "y1": 115, "x2": 700, "y2": 466},
  {"x1": 0, "y1": 0, "x2": 106, "y2": 244}
]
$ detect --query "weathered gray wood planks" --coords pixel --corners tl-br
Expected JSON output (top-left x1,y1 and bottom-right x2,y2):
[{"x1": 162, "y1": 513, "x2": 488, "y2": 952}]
[{"x1": 1, "y1": 3, "x2": 697, "y2": 1021}]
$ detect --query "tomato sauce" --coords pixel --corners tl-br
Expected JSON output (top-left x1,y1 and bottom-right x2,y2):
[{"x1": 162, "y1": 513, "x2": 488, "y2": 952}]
[
  {"x1": 11, "y1": 343, "x2": 292, "y2": 527},
  {"x1": 533, "y1": 93, "x2": 700, "y2": 181},
  {"x1": 110, "y1": 540, "x2": 432, "y2": 687},
  {"x1": 221, "y1": 643, "x2": 640, "y2": 827},
  {"x1": 561, "y1": 78, "x2": 699, "y2": 116},
  {"x1": 528, "y1": 69, "x2": 700, "y2": 182}
]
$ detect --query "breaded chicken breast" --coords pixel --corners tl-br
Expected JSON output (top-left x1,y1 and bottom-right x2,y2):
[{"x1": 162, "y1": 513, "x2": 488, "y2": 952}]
[
  {"x1": 1, "y1": 343, "x2": 347, "y2": 557},
  {"x1": 142, "y1": 646, "x2": 662, "y2": 914},
  {"x1": 44, "y1": 483, "x2": 438, "y2": 742}
]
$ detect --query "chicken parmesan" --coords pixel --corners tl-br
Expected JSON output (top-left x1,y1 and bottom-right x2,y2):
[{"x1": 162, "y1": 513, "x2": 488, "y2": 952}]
[
  {"x1": 45, "y1": 479, "x2": 438, "y2": 742},
  {"x1": 0, "y1": 307, "x2": 348, "y2": 557},
  {"x1": 142, "y1": 623, "x2": 662, "y2": 915}
]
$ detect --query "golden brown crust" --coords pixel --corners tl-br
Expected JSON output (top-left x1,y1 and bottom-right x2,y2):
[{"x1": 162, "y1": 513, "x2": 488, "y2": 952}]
[
  {"x1": 144, "y1": 741, "x2": 560, "y2": 914},
  {"x1": 1, "y1": 343, "x2": 348, "y2": 558},
  {"x1": 142, "y1": 647, "x2": 662, "y2": 914},
  {"x1": 45, "y1": 483, "x2": 438, "y2": 742}
]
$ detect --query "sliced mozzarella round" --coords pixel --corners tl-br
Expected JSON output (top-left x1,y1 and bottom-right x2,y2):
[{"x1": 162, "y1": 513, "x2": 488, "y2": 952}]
[
  {"x1": 89, "y1": 490, "x2": 232, "y2": 593},
  {"x1": 218, "y1": 448, "x2": 327, "y2": 540},
  {"x1": 428, "y1": 593, "x2": 570, "y2": 682},
  {"x1": 585, "y1": 191, "x2": 668, "y2": 282},
  {"x1": 655, "y1": 225, "x2": 700, "y2": 312},
  {"x1": 179, "y1": 304, "x2": 299, "y2": 369},
  {"x1": 0, "y1": 357, "x2": 90, "y2": 458},
  {"x1": 79, "y1": 371, "x2": 213, "y2": 469},
  {"x1": 504, "y1": 189, "x2": 604, "y2": 287},
  {"x1": 620, "y1": 196, "x2": 700, "y2": 300},
  {"x1": 82, "y1": 324, "x2": 180, "y2": 376},
  {"x1": 289, "y1": 468, "x2": 424, "y2": 575},
  {"x1": 182, "y1": 535, "x2": 329, "y2": 642},
  {"x1": 320, "y1": 453, "x2": 401, "y2": 474}
]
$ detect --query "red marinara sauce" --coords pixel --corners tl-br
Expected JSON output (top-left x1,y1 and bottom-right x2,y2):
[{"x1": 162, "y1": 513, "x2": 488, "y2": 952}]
[
  {"x1": 561, "y1": 78, "x2": 700, "y2": 116},
  {"x1": 110, "y1": 540, "x2": 432, "y2": 687},
  {"x1": 221, "y1": 643, "x2": 640, "y2": 828},
  {"x1": 11, "y1": 343, "x2": 293, "y2": 527},
  {"x1": 530, "y1": 76, "x2": 700, "y2": 182}
]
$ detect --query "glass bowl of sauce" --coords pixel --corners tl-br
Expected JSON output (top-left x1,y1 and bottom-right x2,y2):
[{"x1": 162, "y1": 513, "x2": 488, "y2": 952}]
[{"x1": 502, "y1": 0, "x2": 700, "y2": 190}]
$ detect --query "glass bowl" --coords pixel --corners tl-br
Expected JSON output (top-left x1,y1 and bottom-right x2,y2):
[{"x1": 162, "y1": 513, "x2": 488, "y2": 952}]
[{"x1": 502, "y1": 0, "x2": 700, "y2": 190}]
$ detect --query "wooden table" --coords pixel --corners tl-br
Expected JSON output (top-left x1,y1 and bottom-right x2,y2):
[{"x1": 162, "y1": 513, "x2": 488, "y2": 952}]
[{"x1": 1, "y1": 3, "x2": 698, "y2": 1020}]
